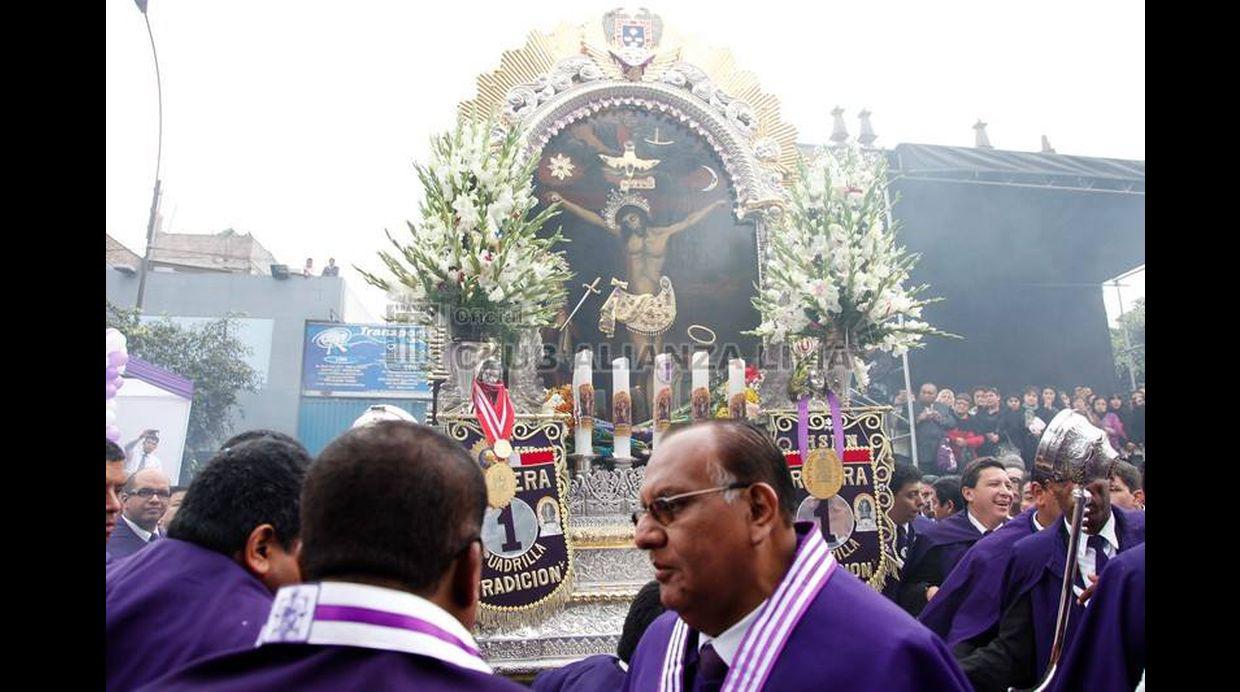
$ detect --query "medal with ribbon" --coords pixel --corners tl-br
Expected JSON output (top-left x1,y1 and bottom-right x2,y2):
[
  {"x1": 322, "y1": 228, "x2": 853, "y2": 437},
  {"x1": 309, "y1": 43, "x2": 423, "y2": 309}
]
[{"x1": 472, "y1": 379, "x2": 518, "y2": 508}]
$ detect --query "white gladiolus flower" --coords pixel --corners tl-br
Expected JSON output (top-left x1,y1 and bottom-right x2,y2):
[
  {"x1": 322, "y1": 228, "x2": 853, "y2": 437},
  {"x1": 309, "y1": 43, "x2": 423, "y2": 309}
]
[{"x1": 453, "y1": 195, "x2": 479, "y2": 233}]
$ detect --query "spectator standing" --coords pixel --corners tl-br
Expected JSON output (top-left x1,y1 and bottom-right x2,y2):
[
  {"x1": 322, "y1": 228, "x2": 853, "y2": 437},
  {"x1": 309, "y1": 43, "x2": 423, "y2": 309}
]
[
  {"x1": 108, "y1": 468, "x2": 172, "y2": 562},
  {"x1": 967, "y1": 388, "x2": 1002, "y2": 458},
  {"x1": 1090, "y1": 397, "x2": 1127, "y2": 452},
  {"x1": 1037, "y1": 387, "x2": 1060, "y2": 425},
  {"x1": 1127, "y1": 390, "x2": 1145, "y2": 446},
  {"x1": 321, "y1": 258, "x2": 340, "y2": 277},
  {"x1": 945, "y1": 394, "x2": 983, "y2": 467},
  {"x1": 914, "y1": 383, "x2": 955, "y2": 474},
  {"x1": 302, "y1": 258, "x2": 314, "y2": 277}
]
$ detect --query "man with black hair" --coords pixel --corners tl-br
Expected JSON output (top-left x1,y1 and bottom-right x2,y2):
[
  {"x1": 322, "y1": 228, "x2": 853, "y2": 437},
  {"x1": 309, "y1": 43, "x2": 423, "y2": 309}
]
[
  {"x1": 929, "y1": 475, "x2": 964, "y2": 520},
  {"x1": 532, "y1": 580, "x2": 666, "y2": 691},
  {"x1": 106, "y1": 440, "x2": 126, "y2": 542},
  {"x1": 918, "y1": 465, "x2": 1063, "y2": 655},
  {"x1": 898, "y1": 458, "x2": 1013, "y2": 616},
  {"x1": 1109, "y1": 460, "x2": 1145, "y2": 510},
  {"x1": 124, "y1": 428, "x2": 164, "y2": 474},
  {"x1": 919, "y1": 475, "x2": 939, "y2": 519},
  {"x1": 220, "y1": 428, "x2": 309, "y2": 454},
  {"x1": 624, "y1": 421, "x2": 969, "y2": 691},
  {"x1": 107, "y1": 467, "x2": 172, "y2": 562},
  {"x1": 157, "y1": 485, "x2": 189, "y2": 533},
  {"x1": 144, "y1": 421, "x2": 525, "y2": 691},
  {"x1": 107, "y1": 439, "x2": 310, "y2": 690},
  {"x1": 882, "y1": 463, "x2": 931, "y2": 601},
  {"x1": 958, "y1": 456, "x2": 1145, "y2": 691}
]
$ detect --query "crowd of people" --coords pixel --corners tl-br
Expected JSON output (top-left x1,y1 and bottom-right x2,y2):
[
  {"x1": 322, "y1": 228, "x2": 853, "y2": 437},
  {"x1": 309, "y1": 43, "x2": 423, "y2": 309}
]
[
  {"x1": 888, "y1": 382, "x2": 1146, "y2": 476},
  {"x1": 104, "y1": 412, "x2": 1145, "y2": 691}
]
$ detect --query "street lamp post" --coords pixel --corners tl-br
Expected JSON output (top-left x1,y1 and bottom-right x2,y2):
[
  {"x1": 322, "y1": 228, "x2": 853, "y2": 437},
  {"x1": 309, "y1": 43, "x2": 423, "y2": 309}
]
[{"x1": 133, "y1": 0, "x2": 163, "y2": 312}]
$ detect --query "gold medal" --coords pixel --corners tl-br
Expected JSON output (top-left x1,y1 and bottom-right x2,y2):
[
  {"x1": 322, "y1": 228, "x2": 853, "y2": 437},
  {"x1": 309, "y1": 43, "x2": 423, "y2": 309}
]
[
  {"x1": 492, "y1": 439, "x2": 513, "y2": 461},
  {"x1": 803, "y1": 447, "x2": 844, "y2": 499},
  {"x1": 485, "y1": 462, "x2": 517, "y2": 509}
]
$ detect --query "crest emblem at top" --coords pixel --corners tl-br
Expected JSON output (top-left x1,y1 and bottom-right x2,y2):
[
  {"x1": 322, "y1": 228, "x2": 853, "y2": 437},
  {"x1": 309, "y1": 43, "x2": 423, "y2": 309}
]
[{"x1": 603, "y1": 7, "x2": 663, "y2": 76}]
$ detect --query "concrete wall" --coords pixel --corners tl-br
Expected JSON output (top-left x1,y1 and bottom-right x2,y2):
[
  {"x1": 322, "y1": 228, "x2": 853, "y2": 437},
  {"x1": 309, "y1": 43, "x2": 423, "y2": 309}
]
[{"x1": 106, "y1": 267, "x2": 352, "y2": 442}]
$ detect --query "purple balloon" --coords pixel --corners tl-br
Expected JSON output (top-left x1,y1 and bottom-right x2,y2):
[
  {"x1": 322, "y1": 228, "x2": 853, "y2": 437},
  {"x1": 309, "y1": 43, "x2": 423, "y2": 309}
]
[
  {"x1": 106, "y1": 366, "x2": 119, "y2": 381},
  {"x1": 108, "y1": 351, "x2": 129, "y2": 368},
  {"x1": 106, "y1": 382, "x2": 118, "y2": 399},
  {"x1": 106, "y1": 425, "x2": 121, "y2": 442},
  {"x1": 114, "y1": 376, "x2": 125, "y2": 390}
]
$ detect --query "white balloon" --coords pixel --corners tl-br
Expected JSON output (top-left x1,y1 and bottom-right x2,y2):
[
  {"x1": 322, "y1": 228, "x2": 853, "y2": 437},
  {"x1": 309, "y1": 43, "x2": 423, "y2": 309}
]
[
  {"x1": 106, "y1": 407, "x2": 116, "y2": 425},
  {"x1": 105, "y1": 329, "x2": 127, "y2": 354}
]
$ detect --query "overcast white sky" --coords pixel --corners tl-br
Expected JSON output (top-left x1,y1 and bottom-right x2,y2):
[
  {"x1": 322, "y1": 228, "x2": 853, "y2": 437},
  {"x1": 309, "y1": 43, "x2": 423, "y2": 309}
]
[{"x1": 106, "y1": 0, "x2": 1144, "y2": 321}]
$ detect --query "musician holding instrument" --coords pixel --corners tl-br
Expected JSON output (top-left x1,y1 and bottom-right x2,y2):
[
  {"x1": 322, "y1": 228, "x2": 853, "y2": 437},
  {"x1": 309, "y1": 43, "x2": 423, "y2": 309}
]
[{"x1": 957, "y1": 410, "x2": 1145, "y2": 692}]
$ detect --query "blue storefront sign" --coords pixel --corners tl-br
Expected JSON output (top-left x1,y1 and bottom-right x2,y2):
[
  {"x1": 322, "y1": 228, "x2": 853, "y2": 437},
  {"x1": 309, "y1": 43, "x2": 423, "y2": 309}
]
[{"x1": 301, "y1": 322, "x2": 431, "y2": 398}]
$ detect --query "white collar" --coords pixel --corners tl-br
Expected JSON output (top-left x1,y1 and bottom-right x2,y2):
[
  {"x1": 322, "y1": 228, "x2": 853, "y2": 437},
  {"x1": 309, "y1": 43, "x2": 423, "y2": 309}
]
[
  {"x1": 258, "y1": 581, "x2": 490, "y2": 674},
  {"x1": 122, "y1": 514, "x2": 155, "y2": 542},
  {"x1": 1031, "y1": 512, "x2": 1045, "y2": 532},
  {"x1": 1063, "y1": 512, "x2": 1119, "y2": 553},
  {"x1": 698, "y1": 599, "x2": 767, "y2": 667},
  {"x1": 965, "y1": 509, "x2": 999, "y2": 534}
]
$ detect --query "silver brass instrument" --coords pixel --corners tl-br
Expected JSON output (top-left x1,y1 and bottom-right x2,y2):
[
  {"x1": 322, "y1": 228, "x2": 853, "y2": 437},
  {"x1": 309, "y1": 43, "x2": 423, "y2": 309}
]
[{"x1": 1014, "y1": 409, "x2": 1120, "y2": 692}]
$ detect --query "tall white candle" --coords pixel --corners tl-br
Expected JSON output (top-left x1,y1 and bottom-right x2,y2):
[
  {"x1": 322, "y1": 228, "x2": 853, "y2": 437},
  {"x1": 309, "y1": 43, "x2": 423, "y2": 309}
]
[
  {"x1": 573, "y1": 350, "x2": 593, "y2": 456},
  {"x1": 653, "y1": 353, "x2": 674, "y2": 448},
  {"x1": 728, "y1": 358, "x2": 747, "y2": 420},
  {"x1": 612, "y1": 357, "x2": 631, "y2": 459},
  {"x1": 691, "y1": 350, "x2": 710, "y2": 421}
]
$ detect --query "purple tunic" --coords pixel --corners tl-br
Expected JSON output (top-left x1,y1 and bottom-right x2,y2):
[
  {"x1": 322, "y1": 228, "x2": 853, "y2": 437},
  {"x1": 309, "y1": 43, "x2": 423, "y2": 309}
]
[
  {"x1": 139, "y1": 581, "x2": 526, "y2": 692},
  {"x1": 897, "y1": 510, "x2": 985, "y2": 614},
  {"x1": 532, "y1": 654, "x2": 626, "y2": 692},
  {"x1": 106, "y1": 538, "x2": 275, "y2": 690},
  {"x1": 140, "y1": 644, "x2": 527, "y2": 691},
  {"x1": 918, "y1": 507, "x2": 1040, "y2": 646},
  {"x1": 1000, "y1": 506, "x2": 1145, "y2": 678},
  {"x1": 623, "y1": 525, "x2": 972, "y2": 691},
  {"x1": 1048, "y1": 543, "x2": 1145, "y2": 692}
]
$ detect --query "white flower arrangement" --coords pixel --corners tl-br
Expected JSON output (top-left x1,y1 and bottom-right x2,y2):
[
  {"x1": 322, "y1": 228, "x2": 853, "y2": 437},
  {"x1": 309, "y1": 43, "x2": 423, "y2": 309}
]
[
  {"x1": 750, "y1": 143, "x2": 956, "y2": 390},
  {"x1": 361, "y1": 121, "x2": 572, "y2": 340}
]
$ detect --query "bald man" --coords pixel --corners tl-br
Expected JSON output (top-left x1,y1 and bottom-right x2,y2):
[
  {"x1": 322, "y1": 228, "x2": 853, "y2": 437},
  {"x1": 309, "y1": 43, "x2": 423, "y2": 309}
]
[{"x1": 107, "y1": 468, "x2": 171, "y2": 563}]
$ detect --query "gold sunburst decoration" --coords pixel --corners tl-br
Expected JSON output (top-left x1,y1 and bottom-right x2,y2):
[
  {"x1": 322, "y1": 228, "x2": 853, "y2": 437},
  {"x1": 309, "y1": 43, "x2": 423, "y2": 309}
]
[{"x1": 456, "y1": 11, "x2": 801, "y2": 184}]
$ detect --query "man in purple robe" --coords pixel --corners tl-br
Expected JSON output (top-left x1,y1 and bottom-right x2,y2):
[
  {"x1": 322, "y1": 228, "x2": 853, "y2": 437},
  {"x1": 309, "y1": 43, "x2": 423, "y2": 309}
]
[
  {"x1": 898, "y1": 457, "x2": 1014, "y2": 616},
  {"x1": 917, "y1": 464, "x2": 1063, "y2": 653},
  {"x1": 107, "y1": 467, "x2": 172, "y2": 563},
  {"x1": 1049, "y1": 542, "x2": 1145, "y2": 692},
  {"x1": 958, "y1": 459, "x2": 1145, "y2": 691},
  {"x1": 106, "y1": 439, "x2": 126, "y2": 544},
  {"x1": 107, "y1": 438, "x2": 310, "y2": 690},
  {"x1": 532, "y1": 580, "x2": 665, "y2": 692},
  {"x1": 623, "y1": 420, "x2": 970, "y2": 692},
  {"x1": 142, "y1": 421, "x2": 526, "y2": 692}
]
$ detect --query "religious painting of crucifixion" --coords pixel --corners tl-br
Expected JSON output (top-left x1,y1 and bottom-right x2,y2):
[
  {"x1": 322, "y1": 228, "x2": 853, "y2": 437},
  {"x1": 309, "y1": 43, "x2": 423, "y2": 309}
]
[{"x1": 533, "y1": 107, "x2": 762, "y2": 395}]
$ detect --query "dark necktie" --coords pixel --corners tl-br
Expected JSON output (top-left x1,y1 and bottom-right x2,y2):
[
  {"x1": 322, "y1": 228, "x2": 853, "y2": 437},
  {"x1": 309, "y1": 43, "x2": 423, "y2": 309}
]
[
  {"x1": 695, "y1": 643, "x2": 729, "y2": 692},
  {"x1": 1087, "y1": 534, "x2": 1109, "y2": 578},
  {"x1": 147, "y1": 530, "x2": 160, "y2": 543},
  {"x1": 897, "y1": 525, "x2": 909, "y2": 559}
]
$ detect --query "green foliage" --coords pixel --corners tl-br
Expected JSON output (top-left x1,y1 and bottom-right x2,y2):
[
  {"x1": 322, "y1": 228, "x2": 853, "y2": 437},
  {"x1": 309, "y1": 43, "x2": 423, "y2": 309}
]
[
  {"x1": 1111, "y1": 297, "x2": 1145, "y2": 385},
  {"x1": 106, "y1": 302, "x2": 260, "y2": 457}
]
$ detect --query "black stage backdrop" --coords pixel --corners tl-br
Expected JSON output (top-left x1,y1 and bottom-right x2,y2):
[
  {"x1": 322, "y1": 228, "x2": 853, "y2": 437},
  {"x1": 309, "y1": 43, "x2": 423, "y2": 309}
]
[{"x1": 886, "y1": 144, "x2": 1145, "y2": 395}]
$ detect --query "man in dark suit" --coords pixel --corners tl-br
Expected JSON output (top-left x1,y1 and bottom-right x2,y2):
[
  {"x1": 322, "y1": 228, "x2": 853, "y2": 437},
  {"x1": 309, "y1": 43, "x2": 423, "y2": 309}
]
[
  {"x1": 107, "y1": 467, "x2": 171, "y2": 562},
  {"x1": 913, "y1": 382, "x2": 955, "y2": 474},
  {"x1": 958, "y1": 457, "x2": 1145, "y2": 691},
  {"x1": 898, "y1": 458, "x2": 1013, "y2": 616},
  {"x1": 882, "y1": 462, "x2": 930, "y2": 601}
]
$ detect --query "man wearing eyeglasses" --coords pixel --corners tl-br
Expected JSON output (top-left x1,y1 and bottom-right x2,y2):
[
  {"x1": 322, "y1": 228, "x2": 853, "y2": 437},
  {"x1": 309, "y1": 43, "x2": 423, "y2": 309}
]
[
  {"x1": 623, "y1": 421, "x2": 970, "y2": 691},
  {"x1": 107, "y1": 468, "x2": 171, "y2": 562}
]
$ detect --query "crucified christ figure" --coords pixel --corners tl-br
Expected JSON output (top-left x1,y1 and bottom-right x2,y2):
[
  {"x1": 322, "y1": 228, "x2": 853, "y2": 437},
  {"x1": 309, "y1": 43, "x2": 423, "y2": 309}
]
[{"x1": 549, "y1": 191, "x2": 728, "y2": 364}]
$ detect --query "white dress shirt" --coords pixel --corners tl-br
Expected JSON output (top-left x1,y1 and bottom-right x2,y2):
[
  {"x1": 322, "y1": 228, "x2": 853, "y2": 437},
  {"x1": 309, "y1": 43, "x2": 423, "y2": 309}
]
[
  {"x1": 121, "y1": 514, "x2": 158, "y2": 542},
  {"x1": 966, "y1": 509, "x2": 1002, "y2": 534},
  {"x1": 1064, "y1": 512, "x2": 1118, "y2": 598},
  {"x1": 698, "y1": 599, "x2": 768, "y2": 666}
]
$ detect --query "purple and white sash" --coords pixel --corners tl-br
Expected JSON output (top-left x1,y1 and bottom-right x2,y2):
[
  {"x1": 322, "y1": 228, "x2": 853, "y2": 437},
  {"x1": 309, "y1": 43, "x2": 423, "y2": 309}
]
[
  {"x1": 257, "y1": 582, "x2": 492, "y2": 674},
  {"x1": 658, "y1": 526, "x2": 839, "y2": 692}
]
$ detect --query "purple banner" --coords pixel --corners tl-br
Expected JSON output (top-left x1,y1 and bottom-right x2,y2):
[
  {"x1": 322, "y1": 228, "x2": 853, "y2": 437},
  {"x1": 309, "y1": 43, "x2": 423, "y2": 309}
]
[
  {"x1": 766, "y1": 406, "x2": 896, "y2": 591},
  {"x1": 441, "y1": 416, "x2": 573, "y2": 615}
]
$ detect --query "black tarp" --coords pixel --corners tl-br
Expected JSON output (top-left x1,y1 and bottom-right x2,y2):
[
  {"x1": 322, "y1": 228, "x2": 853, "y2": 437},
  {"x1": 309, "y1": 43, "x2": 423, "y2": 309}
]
[{"x1": 881, "y1": 143, "x2": 1144, "y2": 395}]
